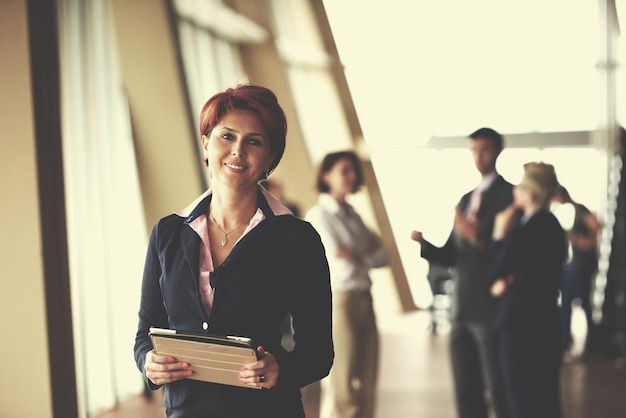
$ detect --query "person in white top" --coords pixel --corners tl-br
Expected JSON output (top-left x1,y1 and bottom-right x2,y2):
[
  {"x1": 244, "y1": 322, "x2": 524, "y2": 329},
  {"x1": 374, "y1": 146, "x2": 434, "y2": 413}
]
[{"x1": 305, "y1": 150, "x2": 388, "y2": 418}]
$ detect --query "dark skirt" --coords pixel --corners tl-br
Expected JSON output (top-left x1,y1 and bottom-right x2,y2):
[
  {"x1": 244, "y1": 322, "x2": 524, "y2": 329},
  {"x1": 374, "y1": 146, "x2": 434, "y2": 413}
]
[{"x1": 164, "y1": 380, "x2": 305, "y2": 418}]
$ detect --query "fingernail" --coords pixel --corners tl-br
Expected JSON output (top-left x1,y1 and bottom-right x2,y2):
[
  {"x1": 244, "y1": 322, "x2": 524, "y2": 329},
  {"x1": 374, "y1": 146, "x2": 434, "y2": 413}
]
[
  {"x1": 182, "y1": 363, "x2": 189, "y2": 368},
  {"x1": 167, "y1": 357, "x2": 174, "y2": 363},
  {"x1": 186, "y1": 371, "x2": 193, "y2": 376}
]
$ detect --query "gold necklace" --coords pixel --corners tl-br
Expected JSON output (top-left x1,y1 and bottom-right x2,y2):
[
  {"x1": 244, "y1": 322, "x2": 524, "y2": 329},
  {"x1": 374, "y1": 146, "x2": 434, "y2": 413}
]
[{"x1": 210, "y1": 214, "x2": 248, "y2": 246}]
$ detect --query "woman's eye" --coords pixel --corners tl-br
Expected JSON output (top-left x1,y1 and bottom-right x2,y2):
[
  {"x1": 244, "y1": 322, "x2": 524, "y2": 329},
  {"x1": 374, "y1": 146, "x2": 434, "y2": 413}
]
[
  {"x1": 220, "y1": 132, "x2": 234, "y2": 140},
  {"x1": 248, "y1": 137, "x2": 263, "y2": 146}
]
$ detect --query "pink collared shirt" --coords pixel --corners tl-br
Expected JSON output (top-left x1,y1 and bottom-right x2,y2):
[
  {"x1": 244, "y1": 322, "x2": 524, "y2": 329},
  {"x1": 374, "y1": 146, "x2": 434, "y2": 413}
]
[{"x1": 183, "y1": 187, "x2": 293, "y2": 318}]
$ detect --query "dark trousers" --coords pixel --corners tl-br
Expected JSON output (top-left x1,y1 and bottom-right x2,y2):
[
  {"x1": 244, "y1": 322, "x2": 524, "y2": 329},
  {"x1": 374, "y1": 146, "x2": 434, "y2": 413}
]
[
  {"x1": 165, "y1": 383, "x2": 305, "y2": 418},
  {"x1": 450, "y1": 321, "x2": 510, "y2": 418},
  {"x1": 560, "y1": 260, "x2": 597, "y2": 354},
  {"x1": 498, "y1": 324, "x2": 562, "y2": 418}
]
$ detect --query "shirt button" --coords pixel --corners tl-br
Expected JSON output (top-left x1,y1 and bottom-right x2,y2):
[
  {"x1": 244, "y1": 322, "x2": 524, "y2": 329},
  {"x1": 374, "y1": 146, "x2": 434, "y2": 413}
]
[{"x1": 202, "y1": 322, "x2": 209, "y2": 330}]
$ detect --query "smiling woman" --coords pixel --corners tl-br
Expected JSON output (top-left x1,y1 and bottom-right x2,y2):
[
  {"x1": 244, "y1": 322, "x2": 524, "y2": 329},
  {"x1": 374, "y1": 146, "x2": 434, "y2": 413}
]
[
  {"x1": 198, "y1": 85, "x2": 287, "y2": 180},
  {"x1": 202, "y1": 109, "x2": 275, "y2": 193},
  {"x1": 134, "y1": 84, "x2": 334, "y2": 418}
]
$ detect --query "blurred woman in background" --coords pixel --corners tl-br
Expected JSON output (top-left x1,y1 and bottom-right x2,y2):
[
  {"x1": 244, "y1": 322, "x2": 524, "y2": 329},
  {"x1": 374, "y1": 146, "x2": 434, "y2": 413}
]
[
  {"x1": 306, "y1": 150, "x2": 388, "y2": 418},
  {"x1": 489, "y1": 162, "x2": 566, "y2": 418}
]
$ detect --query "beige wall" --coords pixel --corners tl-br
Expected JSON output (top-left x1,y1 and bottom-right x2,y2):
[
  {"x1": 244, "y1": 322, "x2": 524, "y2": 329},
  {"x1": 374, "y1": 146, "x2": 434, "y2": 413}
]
[
  {"x1": 111, "y1": 0, "x2": 205, "y2": 228},
  {"x1": 233, "y1": 0, "x2": 319, "y2": 213},
  {"x1": 0, "y1": 1, "x2": 53, "y2": 417}
]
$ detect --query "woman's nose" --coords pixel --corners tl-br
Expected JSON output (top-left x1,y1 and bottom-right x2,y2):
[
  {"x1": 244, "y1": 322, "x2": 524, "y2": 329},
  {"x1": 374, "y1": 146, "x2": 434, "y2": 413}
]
[{"x1": 231, "y1": 140, "x2": 245, "y2": 156}]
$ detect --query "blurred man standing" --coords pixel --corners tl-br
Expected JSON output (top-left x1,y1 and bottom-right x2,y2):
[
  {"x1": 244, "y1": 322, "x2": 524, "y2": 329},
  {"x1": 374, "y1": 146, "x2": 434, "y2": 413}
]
[{"x1": 411, "y1": 127, "x2": 513, "y2": 418}]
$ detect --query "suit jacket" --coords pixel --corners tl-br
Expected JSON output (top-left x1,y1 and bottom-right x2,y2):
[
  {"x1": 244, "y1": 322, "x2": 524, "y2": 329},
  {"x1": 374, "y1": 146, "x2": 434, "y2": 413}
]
[
  {"x1": 420, "y1": 174, "x2": 513, "y2": 324},
  {"x1": 489, "y1": 210, "x2": 566, "y2": 331},
  {"x1": 134, "y1": 189, "x2": 334, "y2": 416},
  {"x1": 488, "y1": 210, "x2": 566, "y2": 418}
]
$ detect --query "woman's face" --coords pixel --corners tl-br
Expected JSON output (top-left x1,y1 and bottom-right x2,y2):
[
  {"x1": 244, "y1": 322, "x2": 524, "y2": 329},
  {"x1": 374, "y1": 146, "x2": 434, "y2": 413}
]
[
  {"x1": 323, "y1": 158, "x2": 357, "y2": 197},
  {"x1": 513, "y1": 184, "x2": 532, "y2": 208},
  {"x1": 202, "y1": 109, "x2": 275, "y2": 191}
]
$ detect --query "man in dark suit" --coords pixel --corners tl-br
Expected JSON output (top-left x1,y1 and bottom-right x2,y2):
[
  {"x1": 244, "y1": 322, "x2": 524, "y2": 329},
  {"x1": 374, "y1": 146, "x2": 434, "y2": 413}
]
[{"x1": 411, "y1": 127, "x2": 513, "y2": 418}]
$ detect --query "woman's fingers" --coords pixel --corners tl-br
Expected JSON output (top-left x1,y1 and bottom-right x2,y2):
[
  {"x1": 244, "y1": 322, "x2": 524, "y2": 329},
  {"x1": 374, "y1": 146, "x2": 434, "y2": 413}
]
[
  {"x1": 147, "y1": 368, "x2": 193, "y2": 385},
  {"x1": 239, "y1": 346, "x2": 279, "y2": 389},
  {"x1": 145, "y1": 350, "x2": 192, "y2": 385}
]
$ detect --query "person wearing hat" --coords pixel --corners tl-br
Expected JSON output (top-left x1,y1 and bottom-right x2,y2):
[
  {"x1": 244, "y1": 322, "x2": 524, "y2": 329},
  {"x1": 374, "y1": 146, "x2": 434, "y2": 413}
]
[{"x1": 489, "y1": 162, "x2": 567, "y2": 418}]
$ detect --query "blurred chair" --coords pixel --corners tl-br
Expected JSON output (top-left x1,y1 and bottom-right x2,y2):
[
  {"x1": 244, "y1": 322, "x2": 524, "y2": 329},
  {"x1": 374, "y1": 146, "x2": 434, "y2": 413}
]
[{"x1": 427, "y1": 264, "x2": 455, "y2": 334}]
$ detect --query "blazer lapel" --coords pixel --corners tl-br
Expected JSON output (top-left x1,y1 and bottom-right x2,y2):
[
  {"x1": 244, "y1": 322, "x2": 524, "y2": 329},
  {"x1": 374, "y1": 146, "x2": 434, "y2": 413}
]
[
  {"x1": 180, "y1": 224, "x2": 201, "y2": 281},
  {"x1": 179, "y1": 194, "x2": 211, "y2": 279}
]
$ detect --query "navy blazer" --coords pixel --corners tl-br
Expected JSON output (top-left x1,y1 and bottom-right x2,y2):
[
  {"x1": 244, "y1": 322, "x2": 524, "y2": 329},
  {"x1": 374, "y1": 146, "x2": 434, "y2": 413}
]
[
  {"x1": 489, "y1": 210, "x2": 567, "y2": 330},
  {"x1": 134, "y1": 190, "x2": 334, "y2": 416},
  {"x1": 420, "y1": 174, "x2": 513, "y2": 323},
  {"x1": 488, "y1": 210, "x2": 566, "y2": 418}
]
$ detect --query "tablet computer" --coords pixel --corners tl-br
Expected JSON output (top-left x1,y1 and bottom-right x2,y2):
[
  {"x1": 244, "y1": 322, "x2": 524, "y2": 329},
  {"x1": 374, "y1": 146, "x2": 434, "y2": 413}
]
[{"x1": 149, "y1": 327, "x2": 260, "y2": 389}]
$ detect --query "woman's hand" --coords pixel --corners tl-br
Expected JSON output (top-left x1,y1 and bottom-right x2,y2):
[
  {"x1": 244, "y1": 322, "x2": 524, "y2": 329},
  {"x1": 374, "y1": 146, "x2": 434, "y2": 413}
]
[
  {"x1": 239, "y1": 346, "x2": 279, "y2": 389},
  {"x1": 493, "y1": 204, "x2": 520, "y2": 241},
  {"x1": 491, "y1": 274, "x2": 514, "y2": 297},
  {"x1": 144, "y1": 349, "x2": 192, "y2": 385},
  {"x1": 335, "y1": 243, "x2": 353, "y2": 260},
  {"x1": 490, "y1": 278, "x2": 508, "y2": 297}
]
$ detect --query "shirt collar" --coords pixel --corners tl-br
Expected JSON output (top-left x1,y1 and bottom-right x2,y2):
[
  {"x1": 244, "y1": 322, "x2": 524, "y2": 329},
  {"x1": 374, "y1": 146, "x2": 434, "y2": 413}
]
[
  {"x1": 176, "y1": 189, "x2": 210, "y2": 218},
  {"x1": 175, "y1": 186, "x2": 293, "y2": 224},
  {"x1": 259, "y1": 186, "x2": 293, "y2": 216},
  {"x1": 477, "y1": 171, "x2": 498, "y2": 192},
  {"x1": 317, "y1": 193, "x2": 343, "y2": 215}
]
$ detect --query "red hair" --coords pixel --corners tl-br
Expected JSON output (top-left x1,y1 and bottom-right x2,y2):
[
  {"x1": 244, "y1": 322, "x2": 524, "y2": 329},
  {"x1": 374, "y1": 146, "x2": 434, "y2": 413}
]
[{"x1": 199, "y1": 84, "x2": 287, "y2": 174}]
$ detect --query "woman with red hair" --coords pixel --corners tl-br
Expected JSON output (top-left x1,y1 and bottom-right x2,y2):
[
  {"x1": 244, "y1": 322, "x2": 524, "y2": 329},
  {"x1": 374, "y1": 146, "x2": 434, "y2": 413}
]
[{"x1": 134, "y1": 84, "x2": 334, "y2": 417}]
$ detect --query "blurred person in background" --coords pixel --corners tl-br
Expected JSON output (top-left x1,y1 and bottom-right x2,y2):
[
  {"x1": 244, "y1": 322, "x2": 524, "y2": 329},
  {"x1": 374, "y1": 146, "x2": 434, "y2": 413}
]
[
  {"x1": 490, "y1": 162, "x2": 566, "y2": 418},
  {"x1": 306, "y1": 150, "x2": 388, "y2": 418},
  {"x1": 411, "y1": 127, "x2": 512, "y2": 418},
  {"x1": 552, "y1": 185, "x2": 601, "y2": 359}
]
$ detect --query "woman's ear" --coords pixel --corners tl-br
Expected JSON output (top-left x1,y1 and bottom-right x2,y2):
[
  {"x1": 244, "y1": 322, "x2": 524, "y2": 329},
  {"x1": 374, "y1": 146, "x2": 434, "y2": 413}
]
[{"x1": 201, "y1": 135, "x2": 209, "y2": 165}]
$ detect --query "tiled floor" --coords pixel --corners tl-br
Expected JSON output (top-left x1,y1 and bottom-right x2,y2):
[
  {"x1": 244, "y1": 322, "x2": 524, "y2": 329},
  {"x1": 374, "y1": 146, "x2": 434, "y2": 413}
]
[{"x1": 97, "y1": 310, "x2": 626, "y2": 418}]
